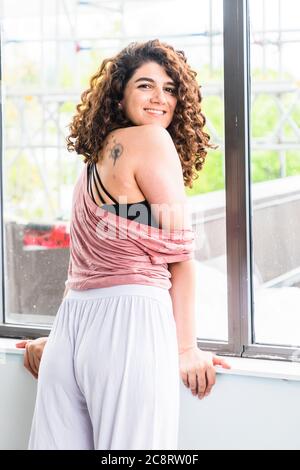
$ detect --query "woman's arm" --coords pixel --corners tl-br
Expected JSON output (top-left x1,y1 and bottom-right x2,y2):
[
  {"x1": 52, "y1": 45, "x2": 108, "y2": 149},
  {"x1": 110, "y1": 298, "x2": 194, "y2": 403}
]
[
  {"x1": 132, "y1": 125, "x2": 231, "y2": 399},
  {"x1": 168, "y1": 258, "x2": 231, "y2": 399},
  {"x1": 168, "y1": 259, "x2": 198, "y2": 354}
]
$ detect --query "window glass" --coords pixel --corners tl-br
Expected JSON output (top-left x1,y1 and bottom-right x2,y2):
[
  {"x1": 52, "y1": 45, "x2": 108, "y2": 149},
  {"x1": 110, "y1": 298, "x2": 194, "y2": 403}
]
[
  {"x1": 2, "y1": 0, "x2": 228, "y2": 341},
  {"x1": 250, "y1": 0, "x2": 300, "y2": 347}
]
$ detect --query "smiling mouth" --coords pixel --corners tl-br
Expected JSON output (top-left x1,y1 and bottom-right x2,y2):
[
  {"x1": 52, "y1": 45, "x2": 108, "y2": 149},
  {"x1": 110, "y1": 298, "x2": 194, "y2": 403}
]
[{"x1": 144, "y1": 108, "x2": 166, "y2": 115}]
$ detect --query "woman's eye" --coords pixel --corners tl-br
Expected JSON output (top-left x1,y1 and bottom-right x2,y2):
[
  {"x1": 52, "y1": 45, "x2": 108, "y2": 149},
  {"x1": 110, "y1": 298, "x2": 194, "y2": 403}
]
[{"x1": 139, "y1": 84, "x2": 176, "y2": 95}]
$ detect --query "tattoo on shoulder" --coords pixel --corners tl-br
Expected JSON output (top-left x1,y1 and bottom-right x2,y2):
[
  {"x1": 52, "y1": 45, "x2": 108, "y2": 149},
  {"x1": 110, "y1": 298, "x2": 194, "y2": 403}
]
[{"x1": 109, "y1": 136, "x2": 123, "y2": 166}]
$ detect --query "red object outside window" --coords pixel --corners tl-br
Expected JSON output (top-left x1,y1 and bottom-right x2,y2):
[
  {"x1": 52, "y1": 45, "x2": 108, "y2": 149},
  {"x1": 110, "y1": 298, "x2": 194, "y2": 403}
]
[{"x1": 23, "y1": 223, "x2": 70, "y2": 249}]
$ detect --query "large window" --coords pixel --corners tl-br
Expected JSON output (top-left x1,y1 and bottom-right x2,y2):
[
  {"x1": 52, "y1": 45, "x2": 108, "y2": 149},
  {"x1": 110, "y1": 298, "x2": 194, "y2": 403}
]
[
  {"x1": 0, "y1": 0, "x2": 299, "y2": 363},
  {"x1": 249, "y1": 0, "x2": 300, "y2": 349},
  {"x1": 0, "y1": 0, "x2": 229, "y2": 343}
]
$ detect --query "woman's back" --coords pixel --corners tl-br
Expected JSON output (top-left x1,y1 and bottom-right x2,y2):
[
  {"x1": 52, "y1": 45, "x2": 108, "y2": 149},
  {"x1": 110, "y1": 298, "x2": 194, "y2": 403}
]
[
  {"x1": 90, "y1": 126, "x2": 147, "y2": 207},
  {"x1": 65, "y1": 124, "x2": 195, "y2": 291},
  {"x1": 88, "y1": 126, "x2": 159, "y2": 227},
  {"x1": 90, "y1": 124, "x2": 189, "y2": 232}
]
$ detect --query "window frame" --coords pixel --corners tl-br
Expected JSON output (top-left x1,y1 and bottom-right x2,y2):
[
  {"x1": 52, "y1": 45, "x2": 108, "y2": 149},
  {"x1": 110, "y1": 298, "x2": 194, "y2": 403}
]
[
  {"x1": 0, "y1": 24, "x2": 51, "y2": 339},
  {"x1": 218, "y1": 0, "x2": 298, "y2": 362}
]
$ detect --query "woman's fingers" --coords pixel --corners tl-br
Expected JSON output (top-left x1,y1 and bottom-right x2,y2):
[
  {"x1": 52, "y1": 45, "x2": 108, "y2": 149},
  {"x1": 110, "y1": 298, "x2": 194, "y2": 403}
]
[
  {"x1": 181, "y1": 371, "x2": 189, "y2": 388},
  {"x1": 25, "y1": 342, "x2": 39, "y2": 376},
  {"x1": 23, "y1": 347, "x2": 29, "y2": 370},
  {"x1": 203, "y1": 366, "x2": 216, "y2": 397},
  {"x1": 17, "y1": 340, "x2": 36, "y2": 376},
  {"x1": 188, "y1": 370, "x2": 198, "y2": 396},
  {"x1": 212, "y1": 355, "x2": 231, "y2": 369},
  {"x1": 23, "y1": 347, "x2": 37, "y2": 378},
  {"x1": 30, "y1": 349, "x2": 40, "y2": 375},
  {"x1": 15, "y1": 340, "x2": 29, "y2": 349},
  {"x1": 195, "y1": 369, "x2": 207, "y2": 399},
  {"x1": 17, "y1": 338, "x2": 47, "y2": 379}
]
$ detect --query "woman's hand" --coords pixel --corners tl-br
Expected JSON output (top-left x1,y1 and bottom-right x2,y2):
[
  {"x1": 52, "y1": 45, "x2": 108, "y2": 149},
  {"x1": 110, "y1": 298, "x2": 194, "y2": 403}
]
[
  {"x1": 179, "y1": 347, "x2": 231, "y2": 400},
  {"x1": 15, "y1": 337, "x2": 48, "y2": 379}
]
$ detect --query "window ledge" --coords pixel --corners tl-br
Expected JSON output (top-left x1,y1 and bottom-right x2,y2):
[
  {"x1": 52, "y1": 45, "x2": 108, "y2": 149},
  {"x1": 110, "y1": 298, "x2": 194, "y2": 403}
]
[
  {"x1": 1, "y1": 338, "x2": 300, "y2": 382},
  {"x1": 0, "y1": 338, "x2": 26, "y2": 356},
  {"x1": 217, "y1": 356, "x2": 300, "y2": 382}
]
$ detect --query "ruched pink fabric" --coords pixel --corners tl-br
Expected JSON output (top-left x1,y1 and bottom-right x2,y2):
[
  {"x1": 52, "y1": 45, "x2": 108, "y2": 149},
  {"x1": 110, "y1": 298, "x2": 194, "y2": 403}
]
[{"x1": 65, "y1": 164, "x2": 195, "y2": 290}]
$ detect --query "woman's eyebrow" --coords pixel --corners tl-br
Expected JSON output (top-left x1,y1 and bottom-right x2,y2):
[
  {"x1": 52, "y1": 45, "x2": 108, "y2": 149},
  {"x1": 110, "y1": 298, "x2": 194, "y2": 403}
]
[{"x1": 134, "y1": 77, "x2": 175, "y2": 86}]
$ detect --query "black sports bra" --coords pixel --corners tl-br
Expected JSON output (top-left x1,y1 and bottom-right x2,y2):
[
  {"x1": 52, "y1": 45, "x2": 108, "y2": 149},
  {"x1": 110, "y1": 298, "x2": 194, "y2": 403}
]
[{"x1": 87, "y1": 162, "x2": 159, "y2": 228}]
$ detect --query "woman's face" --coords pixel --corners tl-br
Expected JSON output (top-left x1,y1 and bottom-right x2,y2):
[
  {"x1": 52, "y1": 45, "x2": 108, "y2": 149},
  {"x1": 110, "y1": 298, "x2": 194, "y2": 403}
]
[{"x1": 120, "y1": 61, "x2": 178, "y2": 128}]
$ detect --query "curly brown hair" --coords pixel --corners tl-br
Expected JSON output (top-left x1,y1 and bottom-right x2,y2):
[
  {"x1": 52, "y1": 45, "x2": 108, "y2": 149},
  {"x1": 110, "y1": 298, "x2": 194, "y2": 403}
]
[{"x1": 66, "y1": 39, "x2": 217, "y2": 188}]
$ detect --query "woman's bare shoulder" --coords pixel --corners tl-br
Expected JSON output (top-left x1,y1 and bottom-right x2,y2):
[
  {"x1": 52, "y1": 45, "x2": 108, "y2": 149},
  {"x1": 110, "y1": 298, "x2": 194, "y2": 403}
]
[
  {"x1": 104, "y1": 125, "x2": 171, "y2": 166},
  {"x1": 121, "y1": 124, "x2": 172, "y2": 153},
  {"x1": 111, "y1": 124, "x2": 169, "y2": 142}
]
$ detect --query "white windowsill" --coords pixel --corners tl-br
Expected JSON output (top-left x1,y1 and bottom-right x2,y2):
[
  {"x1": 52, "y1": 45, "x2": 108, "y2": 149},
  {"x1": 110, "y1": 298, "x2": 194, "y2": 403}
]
[
  {"x1": 217, "y1": 356, "x2": 300, "y2": 382},
  {"x1": 1, "y1": 337, "x2": 300, "y2": 382}
]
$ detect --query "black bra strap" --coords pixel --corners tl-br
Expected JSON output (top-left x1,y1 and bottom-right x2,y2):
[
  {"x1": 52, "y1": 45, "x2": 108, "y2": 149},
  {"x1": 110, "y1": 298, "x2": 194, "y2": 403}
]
[
  {"x1": 93, "y1": 162, "x2": 119, "y2": 205},
  {"x1": 92, "y1": 164, "x2": 107, "y2": 204},
  {"x1": 88, "y1": 163, "x2": 98, "y2": 205}
]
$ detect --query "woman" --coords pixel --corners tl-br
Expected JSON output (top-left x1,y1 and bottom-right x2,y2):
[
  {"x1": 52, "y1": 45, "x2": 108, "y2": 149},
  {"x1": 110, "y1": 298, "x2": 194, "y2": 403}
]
[{"x1": 17, "y1": 39, "x2": 230, "y2": 450}]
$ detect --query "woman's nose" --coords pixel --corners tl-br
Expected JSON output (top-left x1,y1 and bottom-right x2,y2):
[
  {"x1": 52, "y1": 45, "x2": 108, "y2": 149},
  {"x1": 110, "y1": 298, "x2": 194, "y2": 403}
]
[{"x1": 150, "y1": 88, "x2": 167, "y2": 103}]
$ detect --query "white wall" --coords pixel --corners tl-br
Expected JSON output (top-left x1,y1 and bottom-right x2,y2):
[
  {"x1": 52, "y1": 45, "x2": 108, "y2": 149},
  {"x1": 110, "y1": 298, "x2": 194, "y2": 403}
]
[
  {"x1": 1, "y1": 349, "x2": 300, "y2": 450},
  {"x1": 179, "y1": 372, "x2": 300, "y2": 450},
  {"x1": 0, "y1": 350, "x2": 36, "y2": 450}
]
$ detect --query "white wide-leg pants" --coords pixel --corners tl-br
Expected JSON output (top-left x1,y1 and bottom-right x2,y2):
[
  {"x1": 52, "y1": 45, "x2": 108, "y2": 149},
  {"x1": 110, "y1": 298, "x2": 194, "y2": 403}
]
[{"x1": 28, "y1": 284, "x2": 180, "y2": 450}]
